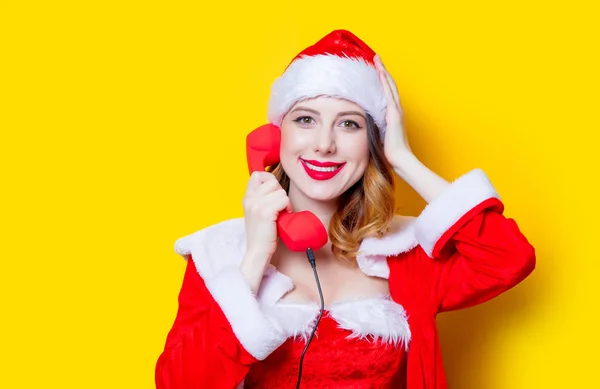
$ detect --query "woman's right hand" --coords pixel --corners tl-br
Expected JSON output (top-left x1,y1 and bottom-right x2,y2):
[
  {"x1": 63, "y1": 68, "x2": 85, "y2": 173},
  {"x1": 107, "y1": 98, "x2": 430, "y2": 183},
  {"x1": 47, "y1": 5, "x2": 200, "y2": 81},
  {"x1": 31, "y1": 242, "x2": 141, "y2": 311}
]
[{"x1": 240, "y1": 171, "x2": 292, "y2": 292}]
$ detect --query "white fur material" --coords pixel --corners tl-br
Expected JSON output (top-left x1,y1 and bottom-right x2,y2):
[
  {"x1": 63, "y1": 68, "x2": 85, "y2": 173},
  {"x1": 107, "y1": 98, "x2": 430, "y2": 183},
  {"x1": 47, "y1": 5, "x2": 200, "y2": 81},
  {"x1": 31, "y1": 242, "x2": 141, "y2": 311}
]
[
  {"x1": 257, "y1": 264, "x2": 295, "y2": 307},
  {"x1": 175, "y1": 218, "x2": 247, "y2": 278},
  {"x1": 414, "y1": 168, "x2": 500, "y2": 258},
  {"x1": 267, "y1": 54, "x2": 400, "y2": 137},
  {"x1": 264, "y1": 296, "x2": 411, "y2": 350},
  {"x1": 264, "y1": 302, "x2": 321, "y2": 343},
  {"x1": 175, "y1": 218, "x2": 287, "y2": 360},
  {"x1": 328, "y1": 296, "x2": 411, "y2": 351},
  {"x1": 203, "y1": 267, "x2": 287, "y2": 361},
  {"x1": 356, "y1": 215, "x2": 419, "y2": 278}
]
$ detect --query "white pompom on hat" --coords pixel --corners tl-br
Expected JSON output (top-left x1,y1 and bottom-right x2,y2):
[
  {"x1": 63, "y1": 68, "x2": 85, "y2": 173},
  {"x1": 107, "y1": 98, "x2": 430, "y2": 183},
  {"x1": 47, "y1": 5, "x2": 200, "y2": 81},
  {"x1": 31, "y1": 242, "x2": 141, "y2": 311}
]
[{"x1": 267, "y1": 30, "x2": 399, "y2": 138}]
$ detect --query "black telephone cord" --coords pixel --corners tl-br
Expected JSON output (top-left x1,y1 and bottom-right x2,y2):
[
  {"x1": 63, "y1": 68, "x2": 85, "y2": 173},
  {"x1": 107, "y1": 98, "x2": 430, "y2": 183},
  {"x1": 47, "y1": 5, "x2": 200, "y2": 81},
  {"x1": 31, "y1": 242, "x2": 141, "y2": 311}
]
[{"x1": 295, "y1": 248, "x2": 325, "y2": 389}]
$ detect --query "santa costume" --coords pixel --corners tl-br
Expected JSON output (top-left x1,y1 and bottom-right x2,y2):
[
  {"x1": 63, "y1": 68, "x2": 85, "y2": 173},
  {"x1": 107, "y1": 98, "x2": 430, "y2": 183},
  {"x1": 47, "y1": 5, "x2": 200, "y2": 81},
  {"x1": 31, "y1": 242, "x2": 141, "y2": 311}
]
[{"x1": 155, "y1": 30, "x2": 536, "y2": 388}]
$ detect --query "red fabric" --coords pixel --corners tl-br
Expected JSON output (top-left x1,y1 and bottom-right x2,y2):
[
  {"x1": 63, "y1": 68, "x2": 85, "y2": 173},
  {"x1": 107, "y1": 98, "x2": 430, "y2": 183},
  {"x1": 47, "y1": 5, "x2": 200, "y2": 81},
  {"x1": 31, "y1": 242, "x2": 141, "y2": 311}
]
[
  {"x1": 155, "y1": 256, "x2": 256, "y2": 389},
  {"x1": 155, "y1": 198, "x2": 535, "y2": 389},
  {"x1": 388, "y1": 199, "x2": 536, "y2": 389},
  {"x1": 245, "y1": 314, "x2": 407, "y2": 388},
  {"x1": 290, "y1": 30, "x2": 376, "y2": 66}
]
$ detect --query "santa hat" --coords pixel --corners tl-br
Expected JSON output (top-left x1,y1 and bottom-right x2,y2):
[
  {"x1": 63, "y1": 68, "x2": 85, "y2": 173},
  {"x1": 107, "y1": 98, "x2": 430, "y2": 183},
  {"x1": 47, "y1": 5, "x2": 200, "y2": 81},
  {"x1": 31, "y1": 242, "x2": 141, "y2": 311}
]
[{"x1": 267, "y1": 30, "x2": 399, "y2": 138}]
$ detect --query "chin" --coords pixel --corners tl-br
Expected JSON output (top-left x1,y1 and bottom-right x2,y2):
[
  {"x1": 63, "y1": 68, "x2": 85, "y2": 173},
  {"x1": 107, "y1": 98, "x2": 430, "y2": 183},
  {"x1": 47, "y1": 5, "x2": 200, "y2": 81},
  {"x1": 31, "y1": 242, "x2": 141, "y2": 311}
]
[
  {"x1": 304, "y1": 190, "x2": 341, "y2": 202},
  {"x1": 296, "y1": 178, "x2": 348, "y2": 202}
]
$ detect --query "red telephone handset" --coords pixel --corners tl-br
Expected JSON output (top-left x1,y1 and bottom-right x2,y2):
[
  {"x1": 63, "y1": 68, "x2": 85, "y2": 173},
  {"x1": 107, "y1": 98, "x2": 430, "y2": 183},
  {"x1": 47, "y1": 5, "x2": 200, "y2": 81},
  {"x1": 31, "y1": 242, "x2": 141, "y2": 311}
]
[{"x1": 246, "y1": 124, "x2": 328, "y2": 252}]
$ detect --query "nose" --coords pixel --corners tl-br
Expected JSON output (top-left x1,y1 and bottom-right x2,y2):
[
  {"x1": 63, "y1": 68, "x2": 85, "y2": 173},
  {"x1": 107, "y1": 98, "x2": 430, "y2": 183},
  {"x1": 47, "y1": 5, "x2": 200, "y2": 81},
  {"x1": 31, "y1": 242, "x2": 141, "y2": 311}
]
[{"x1": 313, "y1": 126, "x2": 336, "y2": 155}]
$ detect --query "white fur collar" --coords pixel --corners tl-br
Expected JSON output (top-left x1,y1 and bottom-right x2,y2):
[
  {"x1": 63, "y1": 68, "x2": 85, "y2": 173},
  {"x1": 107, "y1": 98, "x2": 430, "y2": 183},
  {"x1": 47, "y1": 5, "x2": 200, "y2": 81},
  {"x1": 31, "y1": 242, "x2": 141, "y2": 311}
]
[
  {"x1": 356, "y1": 215, "x2": 418, "y2": 278},
  {"x1": 174, "y1": 214, "x2": 418, "y2": 282}
]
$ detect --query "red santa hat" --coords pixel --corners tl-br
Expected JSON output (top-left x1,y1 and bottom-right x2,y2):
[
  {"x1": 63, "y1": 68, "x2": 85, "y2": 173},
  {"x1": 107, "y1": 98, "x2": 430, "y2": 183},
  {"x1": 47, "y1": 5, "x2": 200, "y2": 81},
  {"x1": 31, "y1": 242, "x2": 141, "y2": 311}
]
[{"x1": 267, "y1": 29, "x2": 399, "y2": 138}]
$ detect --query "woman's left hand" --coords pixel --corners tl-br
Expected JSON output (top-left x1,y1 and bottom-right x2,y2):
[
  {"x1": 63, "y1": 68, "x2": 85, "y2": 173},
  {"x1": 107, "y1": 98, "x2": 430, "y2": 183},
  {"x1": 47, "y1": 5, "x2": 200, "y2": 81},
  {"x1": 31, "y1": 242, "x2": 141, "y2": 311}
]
[{"x1": 374, "y1": 55, "x2": 413, "y2": 168}]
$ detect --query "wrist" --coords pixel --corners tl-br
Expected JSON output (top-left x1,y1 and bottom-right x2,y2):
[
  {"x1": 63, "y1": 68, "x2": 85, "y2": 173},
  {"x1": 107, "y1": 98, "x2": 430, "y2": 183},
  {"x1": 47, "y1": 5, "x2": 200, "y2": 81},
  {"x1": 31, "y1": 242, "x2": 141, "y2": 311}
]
[
  {"x1": 239, "y1": 250, "x2": 272, "y2": 294},
  {"x1": 390, "y1": 150, "x2": 419, "y2": 177},
  {"x1": 243, "y1": 248, "x2": 273, "y2": 265}
]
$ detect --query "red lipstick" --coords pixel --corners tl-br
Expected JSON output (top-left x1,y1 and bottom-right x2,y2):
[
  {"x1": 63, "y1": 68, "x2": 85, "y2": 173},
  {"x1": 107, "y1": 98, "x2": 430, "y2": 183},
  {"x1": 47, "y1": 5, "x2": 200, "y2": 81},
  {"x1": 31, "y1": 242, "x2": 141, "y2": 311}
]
[{"x1": 300, "y1": 159, "x2": 345, "y2": 181}]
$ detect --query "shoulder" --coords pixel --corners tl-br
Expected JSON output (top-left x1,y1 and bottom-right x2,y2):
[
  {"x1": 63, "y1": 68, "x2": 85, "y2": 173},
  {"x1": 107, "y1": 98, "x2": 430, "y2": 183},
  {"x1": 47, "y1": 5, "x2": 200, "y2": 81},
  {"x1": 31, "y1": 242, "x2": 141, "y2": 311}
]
[
  {"x1": 174, "y1": 217, "x2": 247, "y2": 279},
  {"x1": 172, "y1": 214, "x2": 421, "y2": 281},
  {"x1": 360, "y1": 215, "x2": 418, "y2": 256},
  {"x1": 356, "y1": 214, "x2": 420, "y2": 279}
]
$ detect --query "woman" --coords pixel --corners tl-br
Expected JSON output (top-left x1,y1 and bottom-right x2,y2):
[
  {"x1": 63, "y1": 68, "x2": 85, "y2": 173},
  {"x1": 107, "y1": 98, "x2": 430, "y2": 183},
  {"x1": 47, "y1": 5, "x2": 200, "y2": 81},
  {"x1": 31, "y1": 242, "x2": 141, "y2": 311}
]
[{"x1": 155, "y1": 30, "x2": 536, "y2": 389}]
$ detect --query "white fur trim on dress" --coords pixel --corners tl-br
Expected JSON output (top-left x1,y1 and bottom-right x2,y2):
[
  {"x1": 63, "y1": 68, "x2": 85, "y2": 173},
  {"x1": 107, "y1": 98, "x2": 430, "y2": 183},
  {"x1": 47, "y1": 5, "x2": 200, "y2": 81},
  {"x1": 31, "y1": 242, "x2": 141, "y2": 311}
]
[
  {"x1": 263, "y1": 302, "x2": 321, "y2": 344},
  {"x1": 267, "y1": 54, "x2": 399, "y2": 138},
  {"x1": 175, "y1": 219, "x2": 287, "y2": 360},
  {"x1": 174, "y1": 218, "x2": 247, "y2": 278},
  {"x1": 257, "y1": 264, "x2": 295, "y2": 306},
  {"x1": 356, "y1": 215, "x2": 418, "y2": 279},
  {"x1": 328, "y1": 295, "x2": 411, "y2": 351},
  {"x1": 413, "y1": 168, "x2": 501, "y2": 258},
  {"x1": 234, "y1": 296, "x2": 410, "y2": 389},
  {"x1": 203, "y1": 266, "x2": 287, "y2": 360},
  {"x1": 265, "y1": 295, "x2": 411, "y2": 350}
]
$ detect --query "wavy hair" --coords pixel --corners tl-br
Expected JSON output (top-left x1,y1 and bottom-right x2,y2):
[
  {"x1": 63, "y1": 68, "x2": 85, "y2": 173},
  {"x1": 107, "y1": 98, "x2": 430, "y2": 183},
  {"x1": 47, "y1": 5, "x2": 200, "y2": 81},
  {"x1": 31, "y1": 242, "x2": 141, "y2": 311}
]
[{"x1": 269, "y1": 113, "x2": 396, "y2": 263}]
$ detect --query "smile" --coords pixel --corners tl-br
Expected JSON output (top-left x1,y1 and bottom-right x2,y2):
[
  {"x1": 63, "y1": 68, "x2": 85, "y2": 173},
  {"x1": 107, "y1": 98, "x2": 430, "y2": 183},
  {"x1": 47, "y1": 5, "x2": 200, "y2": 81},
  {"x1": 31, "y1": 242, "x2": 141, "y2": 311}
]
[{"x1": 300, "y1": 159, "x2": 346, "y2": 181}]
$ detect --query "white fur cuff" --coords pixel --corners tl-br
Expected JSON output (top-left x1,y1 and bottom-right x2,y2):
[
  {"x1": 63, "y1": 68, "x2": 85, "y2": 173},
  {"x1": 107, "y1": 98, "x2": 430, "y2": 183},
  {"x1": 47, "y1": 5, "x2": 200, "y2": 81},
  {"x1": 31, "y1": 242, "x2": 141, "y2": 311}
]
[
  {"x1": 413, "y1": 169, "x2": 501, "y2": 257},
  {"x1": 203, "y1": 266, "x2": 287, "y2": 360}
]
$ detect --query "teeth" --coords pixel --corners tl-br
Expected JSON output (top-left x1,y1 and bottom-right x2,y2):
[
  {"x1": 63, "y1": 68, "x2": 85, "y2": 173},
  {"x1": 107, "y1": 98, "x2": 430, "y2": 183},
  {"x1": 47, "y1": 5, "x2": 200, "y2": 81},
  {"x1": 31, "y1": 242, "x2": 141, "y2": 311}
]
[{"x1": 305, "y1": 162, "x2": 340, "y2": 172}]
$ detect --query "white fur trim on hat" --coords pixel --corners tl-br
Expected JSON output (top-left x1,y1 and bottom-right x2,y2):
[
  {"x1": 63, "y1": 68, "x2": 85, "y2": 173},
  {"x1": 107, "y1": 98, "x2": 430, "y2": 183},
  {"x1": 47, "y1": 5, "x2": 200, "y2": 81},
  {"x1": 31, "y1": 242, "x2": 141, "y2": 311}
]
[{"x1": 267, "y1": 54, "x2": 397, "y2": 138}]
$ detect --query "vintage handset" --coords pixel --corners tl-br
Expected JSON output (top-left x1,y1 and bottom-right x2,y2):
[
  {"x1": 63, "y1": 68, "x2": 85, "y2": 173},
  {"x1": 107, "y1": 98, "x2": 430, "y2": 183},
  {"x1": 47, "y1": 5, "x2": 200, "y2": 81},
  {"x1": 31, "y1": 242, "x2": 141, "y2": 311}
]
[
  {"x1": 246, "y1": 123, "x2": 328, "y2": 252},
  {"x1": 246, "y1": 123, "x2": 327, "y2": 388}
]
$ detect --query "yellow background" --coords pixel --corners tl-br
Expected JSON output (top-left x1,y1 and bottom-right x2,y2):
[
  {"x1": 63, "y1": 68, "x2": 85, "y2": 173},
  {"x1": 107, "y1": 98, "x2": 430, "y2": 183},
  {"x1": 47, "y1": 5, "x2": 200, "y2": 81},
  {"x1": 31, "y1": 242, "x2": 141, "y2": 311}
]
[{"x1": 1, "y1": 0, "x2": 598, "y2": 388}]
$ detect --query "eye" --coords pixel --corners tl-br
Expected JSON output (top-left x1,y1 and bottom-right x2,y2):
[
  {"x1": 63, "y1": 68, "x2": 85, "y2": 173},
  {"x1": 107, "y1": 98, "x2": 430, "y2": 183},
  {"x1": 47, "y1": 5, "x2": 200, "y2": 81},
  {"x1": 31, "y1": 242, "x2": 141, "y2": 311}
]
[
  {"x1": 293, "y1": 116, "x2": 315, "y2": 125},
  {"x1": 340, "y1": 120, "x2": 362, "y2": 129}
]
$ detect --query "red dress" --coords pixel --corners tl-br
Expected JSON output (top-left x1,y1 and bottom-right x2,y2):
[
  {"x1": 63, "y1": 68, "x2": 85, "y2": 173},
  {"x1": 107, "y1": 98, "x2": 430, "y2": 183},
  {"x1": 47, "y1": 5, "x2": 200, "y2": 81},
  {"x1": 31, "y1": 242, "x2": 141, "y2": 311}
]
[
  {"x1": 245, "y1": 312, "x2": 407, "y2": 388},
  {"x1": 243, "y1": 298, "x2": 409, "y2": 389},
  {"x1": 155, "y1": 169, "x2": 536, "y2": 389}
]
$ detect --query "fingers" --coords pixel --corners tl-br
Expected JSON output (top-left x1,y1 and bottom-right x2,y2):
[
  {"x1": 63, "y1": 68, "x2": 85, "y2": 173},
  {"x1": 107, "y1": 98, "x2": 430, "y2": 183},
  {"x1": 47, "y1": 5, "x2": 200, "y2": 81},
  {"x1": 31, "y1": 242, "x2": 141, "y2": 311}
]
[
  {"x1": 245, "y1": 186, "x2": 291, "y2": 220},
  {"x1": 374, "y1": 55, "x2": 401, "y2": 111},
  {"x1": 246, "y1": 171, "x2": 278, "y2": 195},
  {"x1": 253, "y1": 177, "x2": 282, "y2": 197},
  {"x1": 244, "y1": 171, "x2": 291, "y2": 213},
  {"x1": 374, "y1": 55, "x2": 396, "y2": 104},
  {"x1": 263, "y1": 188, "x2": 292, "y2": 215}
]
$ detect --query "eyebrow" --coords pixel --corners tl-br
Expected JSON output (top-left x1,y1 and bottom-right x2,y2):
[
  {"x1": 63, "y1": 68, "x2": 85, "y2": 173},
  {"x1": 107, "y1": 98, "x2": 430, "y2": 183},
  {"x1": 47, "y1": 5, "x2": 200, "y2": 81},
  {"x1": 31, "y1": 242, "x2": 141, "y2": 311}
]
[{"x1": 290, "y1": 106, "x2": 366, "y2": 120}]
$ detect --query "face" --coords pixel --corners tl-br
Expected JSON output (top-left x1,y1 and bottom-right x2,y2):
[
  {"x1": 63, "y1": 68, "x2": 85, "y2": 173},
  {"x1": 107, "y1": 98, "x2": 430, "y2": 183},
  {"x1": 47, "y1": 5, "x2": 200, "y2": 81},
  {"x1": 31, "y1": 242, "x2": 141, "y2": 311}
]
[{"x1": 279, "y1": 96, "x2": 370, "y2": 204}]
